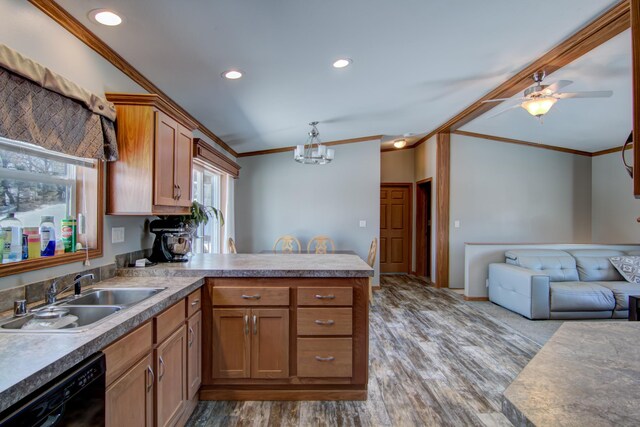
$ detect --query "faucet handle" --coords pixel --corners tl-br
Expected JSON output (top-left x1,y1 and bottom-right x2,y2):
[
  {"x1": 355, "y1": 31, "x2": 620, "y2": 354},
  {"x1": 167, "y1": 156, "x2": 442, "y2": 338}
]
[{"x1": 14, "y1": 300, "x2": 27, "y2": 317}]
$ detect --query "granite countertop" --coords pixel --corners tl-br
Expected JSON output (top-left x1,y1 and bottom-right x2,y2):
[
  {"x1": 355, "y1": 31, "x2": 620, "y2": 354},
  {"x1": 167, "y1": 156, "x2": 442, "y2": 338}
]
[
  {"x1": 118, "y1": 253, "x2": 374, "y2": 278},
  {"x1": 0, "y1": 275, "x2": 204, "y2": 413},
  {"x1": 502, "y1": 322, "x2": 640, "y2": 426}
]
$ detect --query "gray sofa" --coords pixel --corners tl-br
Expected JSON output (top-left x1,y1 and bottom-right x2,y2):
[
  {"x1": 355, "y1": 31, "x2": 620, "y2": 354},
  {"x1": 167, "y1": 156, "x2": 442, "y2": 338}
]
[{"x1": 488, "y1": 249, "x2": 640, "y2": 320}]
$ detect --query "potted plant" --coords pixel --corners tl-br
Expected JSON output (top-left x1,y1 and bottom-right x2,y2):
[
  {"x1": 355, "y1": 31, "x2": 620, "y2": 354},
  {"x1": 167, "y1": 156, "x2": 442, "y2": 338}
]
[{"x1": 185, "y1": 201, "x2": 225, "y2": 231}]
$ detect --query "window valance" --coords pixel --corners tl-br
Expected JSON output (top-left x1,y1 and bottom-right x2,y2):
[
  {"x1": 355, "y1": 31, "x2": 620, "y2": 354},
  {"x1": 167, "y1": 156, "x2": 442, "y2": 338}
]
[
  {"x1": 0, "y1": 44, "x2": 118, "y2": 161},
  {"x1": 193, "y1": 138, "x2": 240, "y2": 178}
]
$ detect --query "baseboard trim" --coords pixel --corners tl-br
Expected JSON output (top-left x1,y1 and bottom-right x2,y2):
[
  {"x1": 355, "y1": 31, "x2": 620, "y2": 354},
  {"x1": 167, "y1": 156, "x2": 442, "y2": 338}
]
[
  {"x1": 372, "y1": 285, "x2": 381, "y2": 291},
  {"x1": 463, "y1": 296, "x2": 489, "y2": 301},
  {"x1": 199, "y1": 388, "x2": 367, "y2": 401},
  {"x1": 177, "y1": 395, "x2": 198, "y2": 425}
]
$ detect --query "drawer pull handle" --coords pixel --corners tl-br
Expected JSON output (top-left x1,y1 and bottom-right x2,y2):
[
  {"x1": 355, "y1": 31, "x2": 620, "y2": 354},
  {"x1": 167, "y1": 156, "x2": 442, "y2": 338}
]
[
  {"x1": 315, "y1": 356, "x2": 335, "y2": 362},
  {"x1": 158, "y1": 357, "x2": 165, "y2": 381},
  {"x1": 253, "y1": 314, "x2": 258, "y2": 335},
  {"x1": 147, "y1": 366, "x2": 155, "y2": 391},
  {"x1": 188, "y1": 326, "x2": 194, "y2": 347},
  {"x1": 244, "y1": 314, "x2": 249, "y2": 335},
  {"x1": 241, "y1": 294, "x2": 261, "y2": 300},
  {"x1": 315, "y1": 294, "x2": 335, "y2": 300},
  {"x1": 191, "y1": 299, "x2": 200, "y2": 306},
  {"x1": 314, "y1": 320, "x2": 335, "y2": 326}
]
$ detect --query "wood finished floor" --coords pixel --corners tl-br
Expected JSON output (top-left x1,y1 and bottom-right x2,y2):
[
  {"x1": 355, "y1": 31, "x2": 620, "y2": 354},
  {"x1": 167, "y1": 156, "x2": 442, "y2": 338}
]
[{"x1": 186, "y1": 275, "x2": 540, "y2": 426}]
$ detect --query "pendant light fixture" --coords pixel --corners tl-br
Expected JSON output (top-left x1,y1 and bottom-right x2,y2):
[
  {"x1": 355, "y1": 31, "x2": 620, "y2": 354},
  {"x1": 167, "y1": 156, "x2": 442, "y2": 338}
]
[{"x1": 293, "y1": 122, "x2": 335, "y2": 165}]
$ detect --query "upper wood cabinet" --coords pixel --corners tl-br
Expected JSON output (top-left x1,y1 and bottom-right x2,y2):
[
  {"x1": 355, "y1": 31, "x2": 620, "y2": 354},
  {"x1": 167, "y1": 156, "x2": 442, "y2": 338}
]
[{"x1": 105, "y1": 93, "x2": 196, "y2": 215}]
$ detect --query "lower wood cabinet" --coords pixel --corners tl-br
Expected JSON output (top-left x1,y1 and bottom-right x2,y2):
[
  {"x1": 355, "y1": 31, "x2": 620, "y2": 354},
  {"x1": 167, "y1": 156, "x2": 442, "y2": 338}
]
[
  {"x1": 104, "y1": 289, "x2": 203, "y2": 427},
  {"x1": 186, "y1": 311, "x2": 202, "y2": 400},
  {"x1": 155, "y1": 326, "x2": 187, "y2": 427},
  {"x1": 202, "y1": 278, "x2": 369, "y2": 401},
  {"x1": 212, "y1": 308, "x2": 289, "y2": 379},
  {"x1": 106, "y1": 353, "x2": 154, "y2": 427}
]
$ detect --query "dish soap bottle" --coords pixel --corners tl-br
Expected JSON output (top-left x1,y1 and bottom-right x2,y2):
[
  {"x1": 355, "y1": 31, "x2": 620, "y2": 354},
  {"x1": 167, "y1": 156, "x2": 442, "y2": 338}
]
[
  {"x1": 40, "y1": 216, "x2": 56, "y2": 257},
  {"x1": 0, "y1": 213, "x2": 23, "y2": 263}
]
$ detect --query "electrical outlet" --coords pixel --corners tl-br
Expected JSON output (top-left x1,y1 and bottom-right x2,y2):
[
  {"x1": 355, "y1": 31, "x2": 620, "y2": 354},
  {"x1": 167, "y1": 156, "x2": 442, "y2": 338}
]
[
  {"x1": 454, "y1": 220, "x2": 460, "y2": 228},
  {"x1": 359, "y1": 220, "x2": 367, "y2": 228},
  {"x1": 111, "y1": 227, "x2": 125, "y2": 243}
]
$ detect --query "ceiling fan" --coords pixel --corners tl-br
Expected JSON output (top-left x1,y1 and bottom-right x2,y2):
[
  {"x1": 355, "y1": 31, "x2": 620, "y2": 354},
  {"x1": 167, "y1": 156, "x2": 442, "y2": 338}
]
[{"x1": 482, "y1": 71, "x2": 613, "y2": 119}]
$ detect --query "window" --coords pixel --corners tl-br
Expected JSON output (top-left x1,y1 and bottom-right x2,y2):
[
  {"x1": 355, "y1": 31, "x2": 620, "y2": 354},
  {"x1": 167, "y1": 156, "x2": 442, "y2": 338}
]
[
  {"x1": 0, "y1": 136, "x2": 102, "y2": 275},
  {"x1": 192, "y1": 164, "x2": 222, "y2": 254}
]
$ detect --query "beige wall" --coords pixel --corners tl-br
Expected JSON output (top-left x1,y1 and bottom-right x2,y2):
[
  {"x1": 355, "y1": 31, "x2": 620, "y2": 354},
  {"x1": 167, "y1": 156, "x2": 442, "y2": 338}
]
[
  {"x1": 449, "y1": 133, "x2": 593, "y2": 288},
  {"x1": 381, "y1": 149, "x2": 415, "y2": 183},
  {"x1": 592, "y1": 150, "x2": 640, "y2": 242}
]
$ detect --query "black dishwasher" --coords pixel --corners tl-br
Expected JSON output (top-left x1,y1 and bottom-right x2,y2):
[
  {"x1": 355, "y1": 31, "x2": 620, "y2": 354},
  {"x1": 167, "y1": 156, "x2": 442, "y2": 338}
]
[{"x1": 0, "y1": 352, "x2": 105, "y2": 427}]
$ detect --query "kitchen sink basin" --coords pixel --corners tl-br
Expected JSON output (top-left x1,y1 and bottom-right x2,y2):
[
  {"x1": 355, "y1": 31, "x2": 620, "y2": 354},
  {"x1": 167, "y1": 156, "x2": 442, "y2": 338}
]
[
  {"x1": 0, "y1": 306, "x2": 121, "y2": 332},
  {"x1": 61, "y1": 288, "x2": 165, "y2": 307}
]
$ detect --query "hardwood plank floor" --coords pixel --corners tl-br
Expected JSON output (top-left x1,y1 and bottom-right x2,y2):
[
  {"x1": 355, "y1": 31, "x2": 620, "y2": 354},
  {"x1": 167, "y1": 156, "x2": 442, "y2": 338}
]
[{"x1": 187, "y1": 275, "x2": 540, "y2": 426}]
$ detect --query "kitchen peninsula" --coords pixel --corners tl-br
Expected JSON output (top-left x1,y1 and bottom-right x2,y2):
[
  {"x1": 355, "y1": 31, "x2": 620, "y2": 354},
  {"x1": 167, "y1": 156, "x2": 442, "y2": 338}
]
[{"x1": 0, "y1": 253, "x2": 373, "y2": 425}]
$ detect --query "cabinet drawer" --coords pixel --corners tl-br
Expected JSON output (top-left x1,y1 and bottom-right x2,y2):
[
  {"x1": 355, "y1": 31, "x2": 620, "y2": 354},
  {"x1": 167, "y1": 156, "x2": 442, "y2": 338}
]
[
  {"x1": 154, "y1": 300, "x2": 186, "y2": 344},
  {"x1": 103, "y1": 322, "x2": 153, "y2": 386},
  {"x1": 297, "y1": 308, "x2": 352, "y2": 336},
  {"x1": 187, "y1": 288, "x2": 202, "y2": 318},
  {"x1": 297, "y1": 338, "x2": 352, "y2": 378},
  {"x1": 211, "y1": 287, "x2": 289, "y2": 306},
  {"x1": 297, "y1": 287, "x2": 353, "y2": 306}
]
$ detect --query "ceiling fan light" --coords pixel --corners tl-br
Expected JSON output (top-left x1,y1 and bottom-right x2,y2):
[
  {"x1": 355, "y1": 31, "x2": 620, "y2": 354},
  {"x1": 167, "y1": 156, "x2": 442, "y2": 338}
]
[
  {"x1": 522, "y1": 97, "x2": 557, "y2": 117},
  {"x1": 393, "y1": 139, "x2": 407, "y2": 149}
]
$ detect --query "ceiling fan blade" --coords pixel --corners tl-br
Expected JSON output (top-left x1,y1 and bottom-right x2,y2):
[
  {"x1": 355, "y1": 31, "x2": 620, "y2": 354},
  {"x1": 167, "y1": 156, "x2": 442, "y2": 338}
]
[
  {"x1": 541, "y1": 80, "x2": 573, "y2": 95},
  {"x1": 485, "y1": 104, "x2": 522, "y2": 119},
  {"x1": 481, "y1": 97, "x2": 526, "y2": 103},
  {"x1": 554, "y1": 90, "x2": 613, "y2": 99}
]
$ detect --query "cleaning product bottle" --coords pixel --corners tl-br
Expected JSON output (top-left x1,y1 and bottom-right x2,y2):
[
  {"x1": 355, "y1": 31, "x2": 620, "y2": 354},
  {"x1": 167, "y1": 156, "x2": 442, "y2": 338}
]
[
  {"x1": 0, "y1": 213, "x2": 23, "y2": 263},
  {"x1": 39, "y1": 216, "x2": 56, "y2": 257},
  {"x1": 61, "y1": 217, "x2": 77, "y2": 253}
]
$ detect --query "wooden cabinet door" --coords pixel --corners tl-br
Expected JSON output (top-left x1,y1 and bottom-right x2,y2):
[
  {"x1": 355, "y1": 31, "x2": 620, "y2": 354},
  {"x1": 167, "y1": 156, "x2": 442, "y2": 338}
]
[
  {"x1": 186, "y1": 311, "x2": 202, "y2": 400},
  {"x1": 380, "y1": 184, "x2": 411, "y2": 273},
  {"x1": 212, "y1": 309, "x2": 250, "y2": 379},
  {"x1": 106, "y1": 353, "x2": 154, "y2": 427},
  {"x1": 174, "y1": 124, "x2": 193, "y2": 208},
  {"x1": 154, "y1": 111, "x2": 178, "y2": 207},
  {"x1": 251, "y1": 308, "x2": 289, "y2": 379},
  {"x1": 155, "y1": 327, "x2": 187, "y2": 427}
]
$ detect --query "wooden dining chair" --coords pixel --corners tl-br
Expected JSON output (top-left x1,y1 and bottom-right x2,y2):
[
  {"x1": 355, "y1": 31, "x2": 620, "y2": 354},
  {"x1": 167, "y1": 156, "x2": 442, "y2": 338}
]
[
  {"x1": 227, "y1": 237, "x2": 237, "y2": 254},
  {"x1": 307, "y1": 235, "x2": 335, "y2": 254},
  {"x1": 273, "y1": 235, "x2": 302, "y2": 254},
  {"x1": 367, "y1": 238, "x2": 377, "y2": 304}
]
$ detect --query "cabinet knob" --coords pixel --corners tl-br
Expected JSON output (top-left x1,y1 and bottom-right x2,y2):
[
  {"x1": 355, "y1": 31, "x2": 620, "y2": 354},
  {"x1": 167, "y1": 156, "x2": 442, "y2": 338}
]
[{"x1": 191, "y1": 299, "x2": 200, "y2": 307}]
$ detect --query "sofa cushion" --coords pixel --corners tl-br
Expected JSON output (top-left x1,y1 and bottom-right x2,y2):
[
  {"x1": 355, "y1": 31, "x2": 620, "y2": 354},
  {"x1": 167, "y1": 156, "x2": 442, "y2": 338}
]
[
  {"x1": 567, "y1": 249, "x2": 625, "y2": 282},
  {"x1": 626, "y1": 250, "x2": 640, "y2": 256},
  {"x1": 609, "y1": 256, "x2": 640, "y2": 284},
  {"x1": 504, "y1": 249, "x2": 578, "y2": 282},
  {"x1": 596, "y1": 281, "x2": 640, "y2": 311},
  {"x1": 549, "y1": 282, "x2": 615, "y2": 312}
]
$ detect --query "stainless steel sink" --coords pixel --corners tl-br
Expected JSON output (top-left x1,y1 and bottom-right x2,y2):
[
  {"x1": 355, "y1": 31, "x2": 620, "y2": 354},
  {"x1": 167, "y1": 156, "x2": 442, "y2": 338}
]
[
  {"x1": 0, "y1": 306, "x2": 121, "y2": 332},
  {"x1": 62, "y1": 288, "x2": 165, "y2": 307}
]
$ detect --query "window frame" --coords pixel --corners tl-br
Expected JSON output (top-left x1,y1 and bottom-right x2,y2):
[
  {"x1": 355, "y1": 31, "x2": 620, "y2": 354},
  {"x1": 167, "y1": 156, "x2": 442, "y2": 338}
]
[
  {"x1": 192, "y1": 161, "x2": 224, "y2": 255},
  {"x1": 0, "y1": 160, "x2": 104, "y2": 278}
]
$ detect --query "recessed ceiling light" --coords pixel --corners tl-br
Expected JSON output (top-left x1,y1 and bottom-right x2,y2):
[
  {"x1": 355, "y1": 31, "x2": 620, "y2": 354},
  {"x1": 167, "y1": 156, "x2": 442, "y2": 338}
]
[
  {"x1": 393, "y1": 139, "x2": 407, "y2": 149},
  {"x1": 222, "y1": 70, "x2": 243, "y2": 80},
  {"x1": 332, "y1": 58, "x2": 352, "y2": 69},
  {"x1": 89, "y1": 9, "x2": 123, "y2": 26}
]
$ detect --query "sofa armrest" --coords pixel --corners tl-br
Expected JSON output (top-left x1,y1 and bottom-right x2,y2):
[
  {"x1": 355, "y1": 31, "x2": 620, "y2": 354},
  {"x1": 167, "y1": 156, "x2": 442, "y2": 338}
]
[{"x1": 488, "y1": 263, "x2": 550, "y2": 319}]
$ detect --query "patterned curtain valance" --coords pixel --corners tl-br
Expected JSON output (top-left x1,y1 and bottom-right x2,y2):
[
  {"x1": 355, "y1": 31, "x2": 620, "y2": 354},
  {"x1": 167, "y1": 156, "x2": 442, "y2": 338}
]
[{"x1": 0, "y1": 44, "x2": 118, "y2": 161}]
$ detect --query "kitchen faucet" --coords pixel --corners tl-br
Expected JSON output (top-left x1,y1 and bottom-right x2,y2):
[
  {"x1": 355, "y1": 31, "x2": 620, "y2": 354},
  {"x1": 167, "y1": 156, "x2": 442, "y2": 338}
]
[{"x1": 45, "y1": 273, "x2": 95, "y2": 304}]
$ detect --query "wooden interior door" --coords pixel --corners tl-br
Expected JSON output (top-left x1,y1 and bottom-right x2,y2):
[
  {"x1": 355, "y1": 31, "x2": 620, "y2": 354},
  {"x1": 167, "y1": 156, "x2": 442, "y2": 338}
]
[
  {"x1": 250, "y1": 308, "x2": 289, "y2": 379},
  {"x1": 154, "y1": 111, "x2": 178, "y2": 207},
  {"x1": 212, "y1": 309, "x2": 250, "y2": 379},
  {"x1": 174, "y1": 124, "x2": 193, "y2": 207},
  {"x1": 155, "y1": 326, "x2": 187, "y2": 427},
  {"x1": 186, "y1": 311, "x2": 202, "y2": 400},
  {"x1": 106, "y1": 353, "x2": 154, "y2": 427},
  {"x1": 380, "y1": 184, "x2": 412, "y2": 273}
]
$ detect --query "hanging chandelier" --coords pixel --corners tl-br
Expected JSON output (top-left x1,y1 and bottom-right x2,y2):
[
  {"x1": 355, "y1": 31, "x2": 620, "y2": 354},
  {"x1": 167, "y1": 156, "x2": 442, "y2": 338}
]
[{"x1": 293, "y1": 121, "x2": 335, "y2": 165}]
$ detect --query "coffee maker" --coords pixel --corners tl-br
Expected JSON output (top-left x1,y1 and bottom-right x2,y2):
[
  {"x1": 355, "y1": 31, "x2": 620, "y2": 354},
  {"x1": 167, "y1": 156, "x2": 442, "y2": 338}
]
[{"x1": 149, "y1": 219, "x2": 192, "y2": 263}]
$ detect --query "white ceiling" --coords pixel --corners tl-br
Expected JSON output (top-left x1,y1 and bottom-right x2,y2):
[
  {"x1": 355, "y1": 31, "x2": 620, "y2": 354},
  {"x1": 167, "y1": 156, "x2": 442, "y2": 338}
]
[
  {"x1": 461, "y1": 29, "x2": 632, "y2": 153},
  {"x1": 55, "y1": 0, "x2": 621, "y2": 154}
]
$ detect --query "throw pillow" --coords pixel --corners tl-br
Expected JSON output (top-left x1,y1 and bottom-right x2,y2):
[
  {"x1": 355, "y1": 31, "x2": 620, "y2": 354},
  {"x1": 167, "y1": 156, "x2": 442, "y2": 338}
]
[{"x1": 609, "y1": 256, "x2": 640, "y2": 284}]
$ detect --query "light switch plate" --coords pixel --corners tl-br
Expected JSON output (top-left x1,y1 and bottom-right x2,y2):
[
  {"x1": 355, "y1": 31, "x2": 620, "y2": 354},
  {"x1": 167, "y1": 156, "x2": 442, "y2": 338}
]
[
  {"x1": 359, "y1": 220, "x2": 367, "y2": 228},
  {"x1": 111, "y1": 227, "x2": 125, "y2": 243}
]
